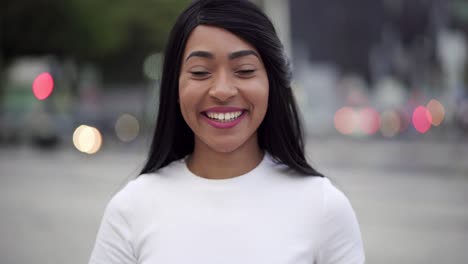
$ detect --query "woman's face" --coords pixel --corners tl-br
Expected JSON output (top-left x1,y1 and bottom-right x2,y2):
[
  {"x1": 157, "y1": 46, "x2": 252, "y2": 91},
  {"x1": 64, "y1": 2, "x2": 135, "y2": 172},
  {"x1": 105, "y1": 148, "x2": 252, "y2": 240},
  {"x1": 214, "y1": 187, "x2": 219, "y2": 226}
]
[{"x1": 179, "y1": 25, "x2": 269, "y2": 154}]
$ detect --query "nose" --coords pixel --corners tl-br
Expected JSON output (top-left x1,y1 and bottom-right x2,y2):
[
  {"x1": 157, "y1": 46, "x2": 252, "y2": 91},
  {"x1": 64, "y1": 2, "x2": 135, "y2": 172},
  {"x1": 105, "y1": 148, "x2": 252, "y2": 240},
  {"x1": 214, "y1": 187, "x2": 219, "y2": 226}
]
[{"x1": 208, "y1": 70, "x2": 237, "y2": 102}]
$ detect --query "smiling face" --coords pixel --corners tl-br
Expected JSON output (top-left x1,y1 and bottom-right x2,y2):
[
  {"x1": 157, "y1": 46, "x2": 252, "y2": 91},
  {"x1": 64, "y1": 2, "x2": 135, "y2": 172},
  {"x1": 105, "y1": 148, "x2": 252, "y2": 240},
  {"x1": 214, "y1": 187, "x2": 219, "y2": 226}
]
[{"x1": 179, "y1": 25, "x2": 269, "y2": 155}]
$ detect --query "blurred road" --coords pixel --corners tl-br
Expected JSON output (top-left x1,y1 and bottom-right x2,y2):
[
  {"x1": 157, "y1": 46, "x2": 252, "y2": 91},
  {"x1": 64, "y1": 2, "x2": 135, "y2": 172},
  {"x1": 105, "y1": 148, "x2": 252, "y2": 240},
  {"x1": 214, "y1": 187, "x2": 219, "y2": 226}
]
[{"x1": 1, "y1": 138, "x2": 467, "y2": 264}]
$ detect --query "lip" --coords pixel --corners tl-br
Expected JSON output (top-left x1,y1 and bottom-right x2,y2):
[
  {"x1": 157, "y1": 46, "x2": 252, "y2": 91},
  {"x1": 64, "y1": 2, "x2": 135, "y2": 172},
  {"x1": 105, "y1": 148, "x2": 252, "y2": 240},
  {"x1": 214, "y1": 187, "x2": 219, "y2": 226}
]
[
  {"x1": 202, "y1": 106, "x2": 246, "y2": 113},
  {"x1": 201, "y1": 110, "x2": 247, "y2": 129}
]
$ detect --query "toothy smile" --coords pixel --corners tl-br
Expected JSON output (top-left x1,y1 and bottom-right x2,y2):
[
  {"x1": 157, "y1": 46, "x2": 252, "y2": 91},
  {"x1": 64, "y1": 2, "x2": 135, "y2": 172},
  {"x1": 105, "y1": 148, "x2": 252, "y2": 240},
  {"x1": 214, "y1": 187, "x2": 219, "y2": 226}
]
[{"x1": 204, "y1": 111, "x2": 244, "y2": 122}]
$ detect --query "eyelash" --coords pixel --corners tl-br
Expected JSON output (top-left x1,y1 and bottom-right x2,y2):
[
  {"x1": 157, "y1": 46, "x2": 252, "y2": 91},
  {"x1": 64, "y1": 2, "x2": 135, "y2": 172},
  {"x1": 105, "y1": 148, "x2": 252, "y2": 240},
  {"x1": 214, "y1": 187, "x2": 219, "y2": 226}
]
[
  {"x1": 190, "y1": 71, "x2": 209, "y2": 77},
  {"x1": 237, "y1": 69, "x2": 255, "y2": 76},
  {"x1": 189, "y1": 70, "x2": 256, "y2": 79}
]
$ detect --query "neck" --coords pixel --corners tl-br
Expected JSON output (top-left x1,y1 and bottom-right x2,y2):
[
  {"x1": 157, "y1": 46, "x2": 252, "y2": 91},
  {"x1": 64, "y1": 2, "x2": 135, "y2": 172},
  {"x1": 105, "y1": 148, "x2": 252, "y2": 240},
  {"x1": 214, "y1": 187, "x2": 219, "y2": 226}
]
[{"x1": 187, "y1": 136, "x2": 264, "y2": 180}]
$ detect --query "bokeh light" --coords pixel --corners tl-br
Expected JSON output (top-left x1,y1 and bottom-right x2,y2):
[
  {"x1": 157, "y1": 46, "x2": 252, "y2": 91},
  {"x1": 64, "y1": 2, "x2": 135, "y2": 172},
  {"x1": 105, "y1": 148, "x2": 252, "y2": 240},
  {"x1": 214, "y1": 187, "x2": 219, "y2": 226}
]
[
  {"x1": 412, "y1": 106, "x2": 432, "y2": 133},
  {"x1": 359, "y1": 107, "x2": 380, "y2": 135},
  {"x1": 143, "y1": 53, "x2": 163, "y2": 80},
  {"x1": 32, "y1": 72, "x2": 54, "y2": 100},
  {"x1": 397, "y1": 109, "x2": 411, "y2": 133},
  {"x1": 115, "y1": 114, "x2": 140, "y2": 142},
  {"x1": 380, "y1": 110, "x2": 400, "y2": 137},
  {"x1": 426, "y1": 99, "x2": 445, "y2": 126},
  {"x1": 334, "y1": 107, "x2": 358, "y2": 135},
  {"x1": 73, "y1": 125, "x2": 102, "y2": 154}
]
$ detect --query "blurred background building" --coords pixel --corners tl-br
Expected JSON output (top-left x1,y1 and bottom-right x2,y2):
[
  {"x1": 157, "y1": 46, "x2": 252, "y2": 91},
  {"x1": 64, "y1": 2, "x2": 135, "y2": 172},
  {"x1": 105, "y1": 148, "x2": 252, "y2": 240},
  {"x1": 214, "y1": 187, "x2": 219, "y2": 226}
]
[
  {"x1": 2, "y1": 0, "x2": 468, "y2": 147},
  {"x1": 1, "y1": 0, "x2": 467, "y2": 264}
]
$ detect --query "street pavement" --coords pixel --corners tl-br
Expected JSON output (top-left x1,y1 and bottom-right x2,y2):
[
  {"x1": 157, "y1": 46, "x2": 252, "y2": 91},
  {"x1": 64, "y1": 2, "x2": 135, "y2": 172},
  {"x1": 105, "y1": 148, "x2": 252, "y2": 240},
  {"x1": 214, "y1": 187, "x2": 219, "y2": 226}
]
[{"x1": 0, "y1": 137, "x2": 467, "y2": 264}]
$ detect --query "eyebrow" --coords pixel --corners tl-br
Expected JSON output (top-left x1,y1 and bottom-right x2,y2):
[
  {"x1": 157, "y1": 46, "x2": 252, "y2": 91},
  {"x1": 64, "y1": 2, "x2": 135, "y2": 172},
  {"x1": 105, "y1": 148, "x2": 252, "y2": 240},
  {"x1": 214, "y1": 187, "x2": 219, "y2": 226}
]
[
  {"x1": 185, "y1": 49, "x2": 259, "y2": 62},
  {"x1": 185, "y1": 51, "x2": 214, "y2": 62},
  {"x1": 228, "y1": 50, "x2": 259, "y2": 60}
]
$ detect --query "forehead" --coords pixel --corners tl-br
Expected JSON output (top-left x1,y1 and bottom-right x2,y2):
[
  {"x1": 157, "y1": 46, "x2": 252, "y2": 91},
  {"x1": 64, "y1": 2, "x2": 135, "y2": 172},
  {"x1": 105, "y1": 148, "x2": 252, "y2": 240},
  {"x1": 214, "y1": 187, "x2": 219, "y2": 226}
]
[{"x1": 183, "y1": 25, "x2": 258, "y2": 57}]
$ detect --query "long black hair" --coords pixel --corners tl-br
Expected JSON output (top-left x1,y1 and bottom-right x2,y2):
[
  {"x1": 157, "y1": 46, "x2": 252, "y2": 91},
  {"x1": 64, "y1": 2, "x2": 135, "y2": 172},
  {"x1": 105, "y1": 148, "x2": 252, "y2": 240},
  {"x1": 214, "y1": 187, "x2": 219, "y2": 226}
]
[{"x1": 140, "y1": 0, "x2": 323, "y2": 177}]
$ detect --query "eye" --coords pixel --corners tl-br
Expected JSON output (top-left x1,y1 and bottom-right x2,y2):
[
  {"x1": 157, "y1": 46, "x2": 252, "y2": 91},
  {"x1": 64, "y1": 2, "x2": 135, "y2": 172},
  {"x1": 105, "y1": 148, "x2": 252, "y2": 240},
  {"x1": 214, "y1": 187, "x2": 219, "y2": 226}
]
[
  {"x1": 190, "y1": 71, "x2": 210, "y2": 79},
  {"x1": 236, "y1": 69, "x2": 256, "y2": 78}
]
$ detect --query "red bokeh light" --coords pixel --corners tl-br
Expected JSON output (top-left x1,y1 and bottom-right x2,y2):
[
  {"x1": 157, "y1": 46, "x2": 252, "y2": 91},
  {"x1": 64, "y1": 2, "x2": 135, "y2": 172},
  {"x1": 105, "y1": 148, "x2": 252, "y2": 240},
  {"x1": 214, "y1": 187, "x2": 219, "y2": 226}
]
[
  {"x1": 412, "y1": 106, "x2": 432, "y2": 133},
  {"x1": 359, "y1": 107, "x2": 380, "y2": 135},
  {"x1": 32, "y1": 72, "x2": 54, "y2": 100}
]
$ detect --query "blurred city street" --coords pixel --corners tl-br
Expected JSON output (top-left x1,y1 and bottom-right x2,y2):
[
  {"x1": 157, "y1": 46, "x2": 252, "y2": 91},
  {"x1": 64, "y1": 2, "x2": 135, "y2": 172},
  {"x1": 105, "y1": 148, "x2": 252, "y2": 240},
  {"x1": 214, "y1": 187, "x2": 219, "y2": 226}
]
[
  {"x1": 1, "y1": 137, "x2": 467, "y2": 264},
  {"x1": 3, "y1": 0, "x2": 468, "y2": 263}
]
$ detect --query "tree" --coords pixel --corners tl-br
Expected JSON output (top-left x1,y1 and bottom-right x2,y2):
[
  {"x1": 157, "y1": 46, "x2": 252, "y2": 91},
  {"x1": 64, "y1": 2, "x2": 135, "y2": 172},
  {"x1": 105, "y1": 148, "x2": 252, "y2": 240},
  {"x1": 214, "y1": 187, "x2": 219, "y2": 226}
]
[{"x1": 2, "y1": 0, "x2": 190, "y2": 80}]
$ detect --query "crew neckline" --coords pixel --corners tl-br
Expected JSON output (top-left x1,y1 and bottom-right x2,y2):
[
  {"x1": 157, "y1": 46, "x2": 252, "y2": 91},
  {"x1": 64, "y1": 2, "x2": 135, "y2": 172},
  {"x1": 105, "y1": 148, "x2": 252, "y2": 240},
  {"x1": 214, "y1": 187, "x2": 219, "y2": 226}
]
[{"x1": 178, "y1": 152, "x2": 271, "y2": 186}]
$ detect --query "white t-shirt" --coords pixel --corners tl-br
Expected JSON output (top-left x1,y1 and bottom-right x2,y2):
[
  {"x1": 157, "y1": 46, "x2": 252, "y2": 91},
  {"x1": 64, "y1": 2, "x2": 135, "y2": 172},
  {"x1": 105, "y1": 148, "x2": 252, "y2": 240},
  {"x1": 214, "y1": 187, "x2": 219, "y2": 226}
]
[{"x1": 89, "y1": 153, "x2": 365, "y2": 264}]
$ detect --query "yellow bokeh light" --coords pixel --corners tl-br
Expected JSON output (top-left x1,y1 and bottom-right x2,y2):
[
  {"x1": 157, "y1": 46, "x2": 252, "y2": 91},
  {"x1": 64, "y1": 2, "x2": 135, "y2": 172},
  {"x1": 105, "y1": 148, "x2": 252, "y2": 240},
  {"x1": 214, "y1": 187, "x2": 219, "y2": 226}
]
[
  {"x1": 87, "y1": 127, "x2": 102, "y2": 154},
  {"x1": 426, "y1": 99, "x2": 445, "y2": 126},
  {"x1": 115, "y1": 114, "x2": 140, "y2": 142},
  {"x1": 72, "y1": 125, "x2": 103, "y2": 154},
  {"x1": 380, "y1": 111, "x2": 400, "y2": 137}
]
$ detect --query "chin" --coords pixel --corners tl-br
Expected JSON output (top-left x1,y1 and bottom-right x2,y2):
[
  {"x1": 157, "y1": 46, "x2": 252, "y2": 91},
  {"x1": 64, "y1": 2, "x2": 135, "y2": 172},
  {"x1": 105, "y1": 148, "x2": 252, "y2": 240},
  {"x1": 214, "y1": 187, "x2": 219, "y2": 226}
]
[
  {"x1": 207, "y1": 142, "x2": 243, "y2": 154},
  {"x1": 196, "y1": 133, "x2": 256, "y2": 155}
]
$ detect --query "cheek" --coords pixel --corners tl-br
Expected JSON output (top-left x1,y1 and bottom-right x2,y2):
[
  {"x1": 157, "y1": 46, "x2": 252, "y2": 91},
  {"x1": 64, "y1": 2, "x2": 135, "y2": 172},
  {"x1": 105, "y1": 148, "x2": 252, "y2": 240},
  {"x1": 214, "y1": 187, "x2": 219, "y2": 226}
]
[
  {"x1": 253, "y1": 77, "x2": 269, "y2": 112},
  {"x1": 178, "y1": 79, "x2": 192, "y2": 119},
  {"x1": 178, "y1": 79, "x2": 203, "y2": 118}
]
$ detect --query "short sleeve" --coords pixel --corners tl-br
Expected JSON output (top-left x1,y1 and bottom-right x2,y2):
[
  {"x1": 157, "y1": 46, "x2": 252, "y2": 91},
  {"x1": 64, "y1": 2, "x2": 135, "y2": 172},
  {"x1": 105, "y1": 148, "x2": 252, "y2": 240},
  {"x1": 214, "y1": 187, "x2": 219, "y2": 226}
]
[
  {"x1": 316, "y1": 178, "x2": 365, "y2": 264},
  {"x1": 89, "y1": 188, "x2": 137, "y2": 264}
]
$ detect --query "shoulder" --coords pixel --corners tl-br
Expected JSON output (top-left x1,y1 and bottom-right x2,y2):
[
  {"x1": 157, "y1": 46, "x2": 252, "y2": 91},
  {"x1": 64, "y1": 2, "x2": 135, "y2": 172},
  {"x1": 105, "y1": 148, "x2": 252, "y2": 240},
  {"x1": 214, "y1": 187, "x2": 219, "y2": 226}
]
[
  {"x1": 105, "y1": 158, "x2": 186, "y2": 215},
  {"x1": 102, "y1": 175, "x2": 154, "y2": 219},
  {"x1": 262, "y1": 153, "x2": 359, "y2": 224},
  {"x1": 264, "y1": 156, "x2": 358, "y2": 226},
  {"x1": 263, "y1": 157, "x2": 349, "y2": 210},
  {"x1": 315, "y1": 177, "x2": 360, "y2": 231},
  {"x1": 320, "y1": 178, "x2": 354, "y2": 215},
  {"x1": 263, "y1": 154, "x2": 324, "y2": 183},
  {"x1": 316, "y1": 178, "x2": 365, "y2": 263}
]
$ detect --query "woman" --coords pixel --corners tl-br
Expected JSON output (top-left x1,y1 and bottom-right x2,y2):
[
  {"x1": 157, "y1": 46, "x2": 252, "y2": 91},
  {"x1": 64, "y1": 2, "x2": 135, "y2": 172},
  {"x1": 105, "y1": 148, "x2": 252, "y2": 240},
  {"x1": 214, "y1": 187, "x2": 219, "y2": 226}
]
[{"x1": 89, "y1": 0, "x2": 365, "y2": 263}]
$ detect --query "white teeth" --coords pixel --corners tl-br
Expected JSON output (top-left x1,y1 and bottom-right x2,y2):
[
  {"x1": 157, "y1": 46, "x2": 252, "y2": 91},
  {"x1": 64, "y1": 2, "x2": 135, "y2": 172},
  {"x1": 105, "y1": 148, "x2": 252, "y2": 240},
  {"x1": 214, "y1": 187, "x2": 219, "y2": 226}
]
[{"x1": 205, "y1": 111, "x2": 243, "y2": 122}]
